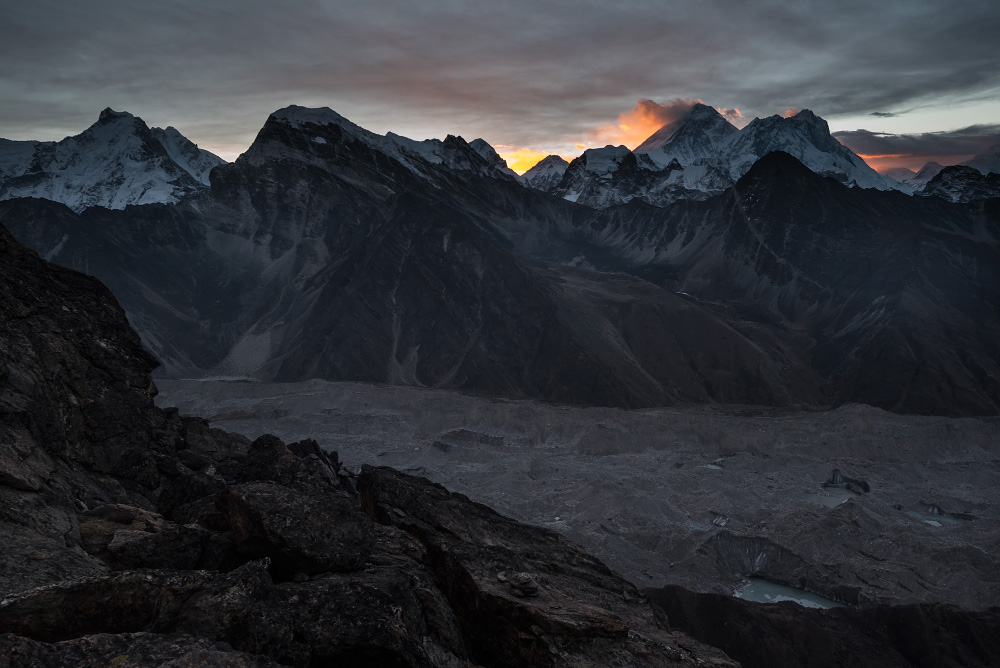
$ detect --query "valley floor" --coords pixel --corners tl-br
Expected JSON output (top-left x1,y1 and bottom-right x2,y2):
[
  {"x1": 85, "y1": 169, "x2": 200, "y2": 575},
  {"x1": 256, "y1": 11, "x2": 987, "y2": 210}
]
[{"x1": 158, "y1": 379, "x2": 1000, "y2": 609}]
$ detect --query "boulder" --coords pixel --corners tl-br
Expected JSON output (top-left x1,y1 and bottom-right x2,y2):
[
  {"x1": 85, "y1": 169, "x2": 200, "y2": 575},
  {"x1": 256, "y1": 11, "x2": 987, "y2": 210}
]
[{"x1": 218, "y1": 481, "x2": 374, "y2": 579}]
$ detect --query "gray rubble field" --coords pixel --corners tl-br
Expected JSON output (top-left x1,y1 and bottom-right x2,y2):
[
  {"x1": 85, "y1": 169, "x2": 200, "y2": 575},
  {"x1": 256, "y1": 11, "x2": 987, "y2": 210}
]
[{"x1": 158, "y1": 378, "x2": 1000, "y2": 609}]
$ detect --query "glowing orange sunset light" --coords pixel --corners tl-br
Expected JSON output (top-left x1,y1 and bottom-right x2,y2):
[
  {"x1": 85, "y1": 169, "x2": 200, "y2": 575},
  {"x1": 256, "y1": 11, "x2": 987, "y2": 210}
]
[
  {"x1": 497, "y1": 100, "x2": 750, "y2": 175},
  {"x1": 589, "y1": 99, "x2": 704, "y2": 149},
  {"x1": 854, "y1": 152, "x2": 973, "y2": 172},
  {"x1": 497, "y1": 147, "x2": 551, "y2": 174}
]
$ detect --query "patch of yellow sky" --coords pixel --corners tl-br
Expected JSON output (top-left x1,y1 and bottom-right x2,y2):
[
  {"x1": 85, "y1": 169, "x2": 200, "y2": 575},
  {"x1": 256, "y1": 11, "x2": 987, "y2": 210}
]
[{"x1": 496, "y1": 147, "x2": 555, "y2": 174}]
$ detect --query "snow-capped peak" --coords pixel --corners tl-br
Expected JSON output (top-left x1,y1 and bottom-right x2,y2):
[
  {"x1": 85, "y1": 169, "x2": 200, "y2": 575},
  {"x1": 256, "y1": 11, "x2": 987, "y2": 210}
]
[
  {"x1": 538, "y1": 104, "x2": 905, "y2": 209},
  {"x1": 579, "y1": 145, "x2": 632, "y2": 176},
  {"x1": 725, "y1": 110, "x2": 896, "y2": 190},
  {"x1": 522, "y1": 154, "x2": 569, "y2": 192},
  {"x1": 635, "y1": 103, "x2": 738, "y2": 168},
  {"x1": 525, "y1": 154, "x2": 569, "y2": 175},
  {"x1": 468, "y1": 139, "x2": 520, "y2": 179},
  {"x1": 922, "y1": 164, "x2": 1000, "y2": 202},
  {"x1": 0, "y1": 108, "x2": 225, "y2": 212}
]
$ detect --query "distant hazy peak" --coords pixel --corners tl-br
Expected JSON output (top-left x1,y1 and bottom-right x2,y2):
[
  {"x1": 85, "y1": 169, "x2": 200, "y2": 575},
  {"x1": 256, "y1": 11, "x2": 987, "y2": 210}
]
[{"x1": 960, "y1": 146, "x2": 1000, "y2": 176}]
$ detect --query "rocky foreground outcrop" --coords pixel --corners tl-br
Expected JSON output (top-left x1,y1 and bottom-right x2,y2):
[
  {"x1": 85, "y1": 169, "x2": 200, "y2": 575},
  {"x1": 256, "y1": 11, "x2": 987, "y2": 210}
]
[
  {"x1": 0, "y1": 222, "x2": 737, "y2": 665},
  {"x1": 4, "y1": 220, "x2": 1000, "y2": 667}
]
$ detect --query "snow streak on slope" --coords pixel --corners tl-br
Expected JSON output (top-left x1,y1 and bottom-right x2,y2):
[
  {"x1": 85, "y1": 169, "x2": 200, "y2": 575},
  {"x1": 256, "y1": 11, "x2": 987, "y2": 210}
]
[{"x1": 151, "y1": 126, "x2": 226, "y2": 182}]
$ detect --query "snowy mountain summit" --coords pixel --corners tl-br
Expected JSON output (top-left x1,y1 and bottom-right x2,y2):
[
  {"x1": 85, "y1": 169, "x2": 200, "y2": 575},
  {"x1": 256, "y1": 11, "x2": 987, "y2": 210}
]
[
  {"x1": 634, "y1": 103, "x2": 739, "y2": 167},
  {"x1": 0, "y1": 108, "x2": 224, "y2": 212},
  {"x1": 527, "y1": 105, "x2": 899, "y2": 208},
  {"x1": 522, "y1": 155, "x2": 570, "y2": 191},
  {"x1": 724, "y1": 110, "x2": 894, "y2": 190}
]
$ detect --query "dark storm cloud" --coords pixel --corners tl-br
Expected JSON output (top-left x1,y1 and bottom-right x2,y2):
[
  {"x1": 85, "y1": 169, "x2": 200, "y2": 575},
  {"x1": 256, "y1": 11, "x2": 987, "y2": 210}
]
[
  {"x1": 834, "y1": 125, "x2": 1000, "y2": 159},
  {"x1": 870, "y1": 112, "x2": 898, "y2": 118},
  {"x1": 1, "y1": 0, "x2": 998, "y2": 157}
]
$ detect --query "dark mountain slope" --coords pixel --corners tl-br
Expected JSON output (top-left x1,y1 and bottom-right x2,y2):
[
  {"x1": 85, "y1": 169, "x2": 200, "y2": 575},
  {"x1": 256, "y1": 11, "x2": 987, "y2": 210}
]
[
  {"x1": 4, "y1": 108, "x2": 999, "y2": 416},
  {"x1": 4, "y1": 221, "x2": 997, "y2": 666},
  {"x1": 543, "y1": 153, "x2": 1000, "y2": 415},
  {"x1": 1, "y1": 221, "x2": 742, "y2": 666}
]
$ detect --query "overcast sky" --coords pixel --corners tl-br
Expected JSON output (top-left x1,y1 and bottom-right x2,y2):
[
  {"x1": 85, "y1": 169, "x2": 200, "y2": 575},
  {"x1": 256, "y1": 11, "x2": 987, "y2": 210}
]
[{"x1": 2, "y1": 0, "x2": 998, "y2": 171}]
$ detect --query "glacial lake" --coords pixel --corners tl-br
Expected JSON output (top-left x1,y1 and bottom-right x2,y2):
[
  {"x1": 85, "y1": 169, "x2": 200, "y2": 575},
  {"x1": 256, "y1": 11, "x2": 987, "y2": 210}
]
[{"x1": 735, "y1": 577, "x2": 845, "y2": 609}]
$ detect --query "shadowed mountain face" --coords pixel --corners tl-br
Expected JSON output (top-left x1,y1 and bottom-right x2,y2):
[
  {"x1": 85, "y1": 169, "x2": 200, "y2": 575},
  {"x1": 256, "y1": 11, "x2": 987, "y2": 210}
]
[
  {"x1": 3, "y1": 104, "x2": 1000, "y2": 416},
  {"x1": 0, "y1": 221, "x2": 743, "y2": 667},
  {"x1": 922, "y1": 164, "x2": 1000, "y2": 203}
]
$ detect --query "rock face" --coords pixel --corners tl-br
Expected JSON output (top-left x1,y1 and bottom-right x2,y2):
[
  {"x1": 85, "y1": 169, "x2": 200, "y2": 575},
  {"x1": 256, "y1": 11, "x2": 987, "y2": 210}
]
[
  {"x1": 921, "y1": 164, "x2": 1000, "y2": 202},
  {"x1": 0, "y1": 222, "x2": 736, "y2": 666}
]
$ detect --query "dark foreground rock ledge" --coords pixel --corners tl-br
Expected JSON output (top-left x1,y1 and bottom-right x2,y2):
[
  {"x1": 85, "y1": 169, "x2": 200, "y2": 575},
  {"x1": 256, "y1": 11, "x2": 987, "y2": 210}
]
[
  {"x1": 0, "y1": 222, "x2": 737, "y2": 666},
  {"x1": 4, "y1": 218, "x2": 1000, "y2": 667}
]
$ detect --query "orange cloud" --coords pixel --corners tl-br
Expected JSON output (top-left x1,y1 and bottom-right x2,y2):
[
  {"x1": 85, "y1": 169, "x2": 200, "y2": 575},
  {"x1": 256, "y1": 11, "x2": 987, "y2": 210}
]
[
  {"x1": 783, "y1": 107, "x2": 800, "y2": 118},
  {"x1": 585, "y1": 98, "x2": 702, "y2": 149},
  {"x1": 496, "y1": 147, "x2": 550, "y2": 174},
  {"x1": 857, "y1": 153, "x2": 971, "y2": 172},
  {"x1": 718, "y1": 107, "x2": 744, "y2": 123}
]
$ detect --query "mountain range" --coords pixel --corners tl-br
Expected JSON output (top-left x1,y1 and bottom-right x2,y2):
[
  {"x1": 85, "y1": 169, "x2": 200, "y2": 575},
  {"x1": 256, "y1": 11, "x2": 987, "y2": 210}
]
[
  {"x1": 2, "y1": 104, "x2": 999, "y2": 416},
  {"x1": 881, "y1": 146, "x2": 1000, "y2": 202},
  {"x1": 522, "y1": 104, "x2": 899, "y2": 208}
]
